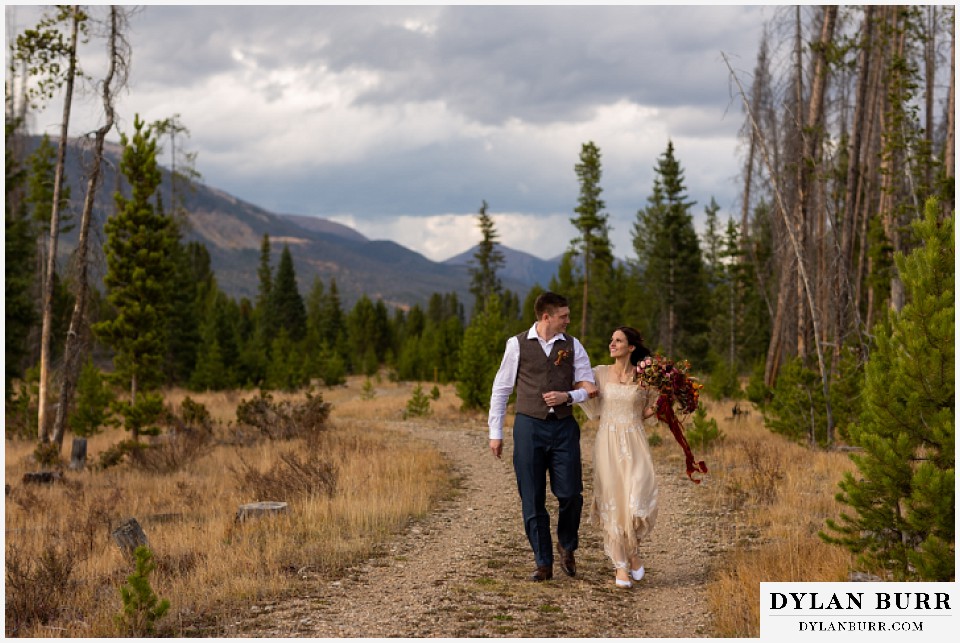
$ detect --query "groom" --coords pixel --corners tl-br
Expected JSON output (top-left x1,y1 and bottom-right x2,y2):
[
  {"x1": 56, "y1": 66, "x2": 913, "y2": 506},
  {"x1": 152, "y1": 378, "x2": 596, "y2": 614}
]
[{"x1": 488, "y1": 291, "x2": 596, "y2": 581}]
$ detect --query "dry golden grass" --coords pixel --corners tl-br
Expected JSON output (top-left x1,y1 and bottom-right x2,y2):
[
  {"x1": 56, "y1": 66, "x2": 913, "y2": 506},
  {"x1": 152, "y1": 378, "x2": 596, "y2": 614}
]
[
  {"x1": 4, "y1": 375, "x2": 459, "y2": 637},
  {"x1": 695, "y1": 396, "x2": 856, "y2": 637},
  {"x1": 6, "y1": 376, "x2": 859, "y2": 638}
]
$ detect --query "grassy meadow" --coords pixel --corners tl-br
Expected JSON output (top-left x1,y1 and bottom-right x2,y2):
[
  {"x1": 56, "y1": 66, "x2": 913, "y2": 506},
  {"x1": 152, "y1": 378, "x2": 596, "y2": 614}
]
[
  {"x1": 4, "y1": 375, "x2": 857, "y2": 637},
  {"x1": 4, "y1": 376, "x2": 467, "y2": 637},
  {"x1": 687, "y1": 396, "x2": 856, "y2": 637}
]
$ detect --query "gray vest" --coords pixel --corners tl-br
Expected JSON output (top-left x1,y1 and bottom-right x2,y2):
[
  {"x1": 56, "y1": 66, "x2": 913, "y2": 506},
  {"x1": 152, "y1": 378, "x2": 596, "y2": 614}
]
[{"x1": 514, "y1": 330, "x2": 575, "y2": 419}]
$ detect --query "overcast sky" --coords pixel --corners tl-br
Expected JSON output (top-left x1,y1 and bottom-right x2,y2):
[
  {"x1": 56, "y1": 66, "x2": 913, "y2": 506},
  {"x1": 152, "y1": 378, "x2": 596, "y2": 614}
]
[{"x1": 7, "y1": 3, "x2": 774, "y2": 261}]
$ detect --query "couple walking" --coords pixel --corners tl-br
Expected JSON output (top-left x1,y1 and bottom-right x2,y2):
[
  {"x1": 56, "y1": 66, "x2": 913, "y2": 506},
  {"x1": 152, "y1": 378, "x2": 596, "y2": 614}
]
[{"x1": 488, "y1": 291, "x2": 658, "y2": 589}]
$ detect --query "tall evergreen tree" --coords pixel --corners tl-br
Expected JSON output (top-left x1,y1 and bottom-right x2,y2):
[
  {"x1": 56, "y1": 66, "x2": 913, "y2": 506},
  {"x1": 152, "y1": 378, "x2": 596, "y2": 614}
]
[
  {"x1": 468, "y1": 200, "x2": 505, "y2": 315},
  {"x1": 4, "y1": 123, "x2": 37, "y2": 392},
  {"x1": 270, "y1": 245, "x2": 307, "y2": 342},
  {"x1": 569, "y1": 141, "x2": 615, "y2": 350},
  {"x1": 255, "y1": 233, "x2": 276, "y2": 353},
  {"x1": 94, "y1": 115, "x2": 177, "y2": 439},
  {"x1": 164, "y1": 237, "x2": 205, "y2": 384},
  {"x1": 822, "y1": 200, "x2": 954, "y2": 581},
  {"x1": 632, "y1": 140, "x2": 709, "y2": 363},
  {"x1": 456, "y1": 293, "x2": 508, "y2": 410}
]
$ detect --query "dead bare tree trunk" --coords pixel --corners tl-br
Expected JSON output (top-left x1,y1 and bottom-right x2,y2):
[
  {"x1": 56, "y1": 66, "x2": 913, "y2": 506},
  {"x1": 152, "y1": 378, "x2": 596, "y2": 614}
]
[
  {"x1": 52, "y1": 6, "x2": 129, "y2": 448},
  {"x1": 924, "y1": 6, "x2": 937, "y2": 191},
  {"x1": 944, "y1": 14, "x2": 955, "y2": 191},
  {"x1": 793, "y1": 6, "x2": 807, "y2": 363},
  {"x1": 839, "y1": 5, "x2": 875, "y2": 358},
  {"x1": 37, "y1": 8, "x2": 81, "y2": 445},
  {"x1": 724, "y1": 51, "x2": 836, "y2": 446}
]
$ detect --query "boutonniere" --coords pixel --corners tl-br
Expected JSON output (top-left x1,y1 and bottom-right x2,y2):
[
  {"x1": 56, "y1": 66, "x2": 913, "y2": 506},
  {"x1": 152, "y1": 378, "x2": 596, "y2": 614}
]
[{"x1": 554, "y1": 349, "x2": 571, "y2": 366}]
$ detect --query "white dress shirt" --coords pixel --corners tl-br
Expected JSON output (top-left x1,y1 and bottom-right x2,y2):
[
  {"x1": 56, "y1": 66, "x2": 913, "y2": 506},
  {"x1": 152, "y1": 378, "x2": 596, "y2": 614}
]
[{"x1": 488, "y1": 323, "x2": 595, "y2": 440}]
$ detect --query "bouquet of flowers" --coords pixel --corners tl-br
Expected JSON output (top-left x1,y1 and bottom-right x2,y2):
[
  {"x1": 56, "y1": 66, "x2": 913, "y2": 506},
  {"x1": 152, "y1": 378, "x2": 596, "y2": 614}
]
[{"x1": 636, "y1": 354, "x2": 708, "y2": 484}]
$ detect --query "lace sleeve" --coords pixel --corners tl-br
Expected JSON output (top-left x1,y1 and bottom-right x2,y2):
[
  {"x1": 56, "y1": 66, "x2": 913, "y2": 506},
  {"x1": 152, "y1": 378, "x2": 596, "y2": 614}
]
[{"x1": 637, "y1": 384, "x2": 658, "y2": 428}]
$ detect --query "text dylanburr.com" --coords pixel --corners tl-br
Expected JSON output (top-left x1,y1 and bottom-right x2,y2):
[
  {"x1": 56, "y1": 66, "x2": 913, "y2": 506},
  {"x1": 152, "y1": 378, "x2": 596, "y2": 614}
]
[{"x1": 760, "y1": 582, "x2": 956, "y2": 639}]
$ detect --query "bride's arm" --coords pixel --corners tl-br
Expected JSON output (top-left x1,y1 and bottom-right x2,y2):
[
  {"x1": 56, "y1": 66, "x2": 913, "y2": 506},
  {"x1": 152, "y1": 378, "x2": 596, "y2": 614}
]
[{"x1": 577, "y1": 366, "x2": 603, "y2": 420}]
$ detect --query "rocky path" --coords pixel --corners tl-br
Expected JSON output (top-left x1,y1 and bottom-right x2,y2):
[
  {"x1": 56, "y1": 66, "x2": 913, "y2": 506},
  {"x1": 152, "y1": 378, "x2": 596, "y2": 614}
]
[{"x1": 227, "y1": 420, "x2": 729, "y2": 637}]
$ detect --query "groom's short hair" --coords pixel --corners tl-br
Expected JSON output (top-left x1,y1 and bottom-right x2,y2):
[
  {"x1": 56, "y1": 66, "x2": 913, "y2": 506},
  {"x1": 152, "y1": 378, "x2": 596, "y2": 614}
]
[{"x1": 535, "y1": 291, "x2": 568, "y2": 319}]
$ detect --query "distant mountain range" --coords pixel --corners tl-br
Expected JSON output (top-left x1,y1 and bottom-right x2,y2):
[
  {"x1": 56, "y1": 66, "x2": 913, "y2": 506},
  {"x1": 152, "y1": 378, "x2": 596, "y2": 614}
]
[
  {"x1": 442, "y1": 244, "x2": 562, "y2": 291},
  {"x1": 25, "y1": 135, "x2": 560, "y2": 311}
]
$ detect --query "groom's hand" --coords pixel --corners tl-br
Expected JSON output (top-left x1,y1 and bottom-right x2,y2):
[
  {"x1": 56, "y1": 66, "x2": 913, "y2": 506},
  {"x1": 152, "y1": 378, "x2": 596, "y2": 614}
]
[{"x1": 489, "y1": 439, "x2": 503, "y2": 459}]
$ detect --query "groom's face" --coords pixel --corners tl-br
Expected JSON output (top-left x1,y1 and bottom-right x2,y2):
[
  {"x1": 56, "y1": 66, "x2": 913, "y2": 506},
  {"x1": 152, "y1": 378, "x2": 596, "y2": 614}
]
[{"x1": 543, "y1": 306, "x2": 571, "y2": 337}]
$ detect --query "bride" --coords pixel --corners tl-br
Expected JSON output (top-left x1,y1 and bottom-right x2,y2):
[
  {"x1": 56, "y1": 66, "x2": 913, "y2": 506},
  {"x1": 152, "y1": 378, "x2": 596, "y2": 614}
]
[{"x1": 581, "y1": 326, "x2": 658, "y2": 589}]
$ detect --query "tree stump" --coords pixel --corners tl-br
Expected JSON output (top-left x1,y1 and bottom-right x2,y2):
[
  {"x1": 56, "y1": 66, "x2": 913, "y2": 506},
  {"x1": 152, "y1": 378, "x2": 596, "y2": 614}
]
[
  {"x1": 70, "y1": 437, "x2": 87, "y2": 470},
  {"x1": 236, "y1": 501, "x2": 288, "y2": 523},
  {"x1": 22, "y1": 471, "x2": 64, "y2": 484},
  {"x1": 112, "y1": 517, "x2": 150, "y2": 562}
]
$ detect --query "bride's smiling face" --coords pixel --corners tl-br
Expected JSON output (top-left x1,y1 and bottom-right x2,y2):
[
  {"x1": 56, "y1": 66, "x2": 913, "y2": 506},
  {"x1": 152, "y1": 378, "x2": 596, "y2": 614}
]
[{"x1": 608, "y1": 330, "x2": 634, "y2": 360}]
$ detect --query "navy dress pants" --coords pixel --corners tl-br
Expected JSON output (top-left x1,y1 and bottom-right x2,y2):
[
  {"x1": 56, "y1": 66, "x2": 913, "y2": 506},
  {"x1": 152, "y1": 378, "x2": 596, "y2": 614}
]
[{"x1": 512, "y1": 412, "x2": 583, "y2": 568}]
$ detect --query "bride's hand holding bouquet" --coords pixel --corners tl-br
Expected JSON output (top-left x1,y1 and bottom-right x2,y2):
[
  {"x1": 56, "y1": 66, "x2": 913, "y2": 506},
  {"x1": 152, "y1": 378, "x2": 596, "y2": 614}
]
[{"x1": 635, "y1": 354, "x2": 708, "y2": 483}]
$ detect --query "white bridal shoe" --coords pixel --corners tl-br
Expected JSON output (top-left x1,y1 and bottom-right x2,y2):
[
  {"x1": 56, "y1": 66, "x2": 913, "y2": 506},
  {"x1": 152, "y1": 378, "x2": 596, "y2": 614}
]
[
  {"x1": 615, "y1": 577, "x2": 633, "y2": 589},
  {"x1": 630, "y1": 566, "x2": 645, "y2": 582}
]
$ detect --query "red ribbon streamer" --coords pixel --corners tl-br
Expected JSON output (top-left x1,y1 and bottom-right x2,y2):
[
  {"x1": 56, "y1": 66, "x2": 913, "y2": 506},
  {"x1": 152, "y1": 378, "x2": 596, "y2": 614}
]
[{"x1": 655, "y1": 394, "x2": 708, "y2": 484}]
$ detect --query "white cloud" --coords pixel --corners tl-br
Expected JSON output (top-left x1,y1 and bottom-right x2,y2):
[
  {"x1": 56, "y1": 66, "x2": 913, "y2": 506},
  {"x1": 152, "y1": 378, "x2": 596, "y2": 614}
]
[
  {"x1": 10, "y1": 4, "x2": 765, "y2": 262},
  {"x1": 329, "y1": 211, "x2": 579, "y2": 262}
]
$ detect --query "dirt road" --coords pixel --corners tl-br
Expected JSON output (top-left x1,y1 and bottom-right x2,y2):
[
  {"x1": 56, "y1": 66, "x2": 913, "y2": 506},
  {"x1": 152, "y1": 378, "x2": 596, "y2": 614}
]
[{"x1": 227, "y1": 419, "x2": 729, "y2": 637}]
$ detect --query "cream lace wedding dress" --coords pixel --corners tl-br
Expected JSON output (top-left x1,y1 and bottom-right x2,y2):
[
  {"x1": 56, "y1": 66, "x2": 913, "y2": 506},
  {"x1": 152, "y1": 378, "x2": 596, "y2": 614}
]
[{"x1": 582, "y1": 364, "x2": 659, "y2": 570}]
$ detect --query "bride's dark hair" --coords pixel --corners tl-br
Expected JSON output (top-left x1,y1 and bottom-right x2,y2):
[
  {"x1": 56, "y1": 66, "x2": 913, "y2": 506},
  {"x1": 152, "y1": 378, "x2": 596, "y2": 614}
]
[{"x1": 616, "y1": 326, "x2": 651, "y2": 366}]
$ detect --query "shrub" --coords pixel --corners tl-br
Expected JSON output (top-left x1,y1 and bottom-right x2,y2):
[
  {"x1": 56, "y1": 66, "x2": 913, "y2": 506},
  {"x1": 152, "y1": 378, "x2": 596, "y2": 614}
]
[
  {"x1": 745, "y1": 360, "x2": 770, "y2": 406},
  {"x1": 179, "y1": 396, "x2": 213, "y2": 432},
  {"x1": 361, "y1": 378, "x2": 376, "y2": 400},
  {"x1": 130, "y1": 431, "x2": 211, "y2": 474},
  {"x1": 5, "y1": 543, "x2": 77, "y2": 636},
  {"x1": 235, "y1": 390, "x2": 331, "y2": 440},
  {"x1": 96, "y1": 439, "x2": 146, "y2": 470},
  {"x1": 231, "y1": 450, "x2": 338, "y2": 501},
  {"x1": 69, "y1": 358, "x2": 115, "y2": 437},
  {"x1": 33, "y1": 441, "x2": 61, "y2": 467},
  {"x1": 403, "y1": 384, "x2": 431, "y2": 419},
  {"x1": 115, "y1": 546, "x2": 170, "y2": 636},
  {"x1": 5, "y1": 367, "x2": 39, "y2": 440},
  {"x1": 686, "y1": 403, "x2": 724, "y2": 451},
  {"x1": 706, "y1": 353, "x2": 742, "y2": 400}
]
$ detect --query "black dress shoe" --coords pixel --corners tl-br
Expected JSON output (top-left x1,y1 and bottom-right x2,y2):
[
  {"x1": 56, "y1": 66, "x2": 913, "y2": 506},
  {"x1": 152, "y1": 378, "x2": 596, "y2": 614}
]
[
  {"x1": 557, "y1": 544, "x2": 576, "y2": 577},
  {"x1": 529, "y1": 565, "x2": 553, "y2": 581}
]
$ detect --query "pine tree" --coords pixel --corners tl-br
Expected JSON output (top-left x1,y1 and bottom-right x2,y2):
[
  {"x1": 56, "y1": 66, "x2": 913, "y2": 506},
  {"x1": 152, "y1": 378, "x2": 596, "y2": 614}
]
[
  {"x1": 569, "y1": 141, "x2": 615, "y2": 349},
  {"x1": 94, "y1": 115, "x2": 177, "y2": 439},
  {"x1": 456, "y1": 293, "x2": 507, "y2": 410},
  {"x1": 270, "y1": 245, "x2": 307, "y2": 342},
  {"x1": 115, "y1": 546, "x2": 170, "y2": 636},
  {"x1": 68, "y1": 358, "x2": 114, "y2": 437},
  {"x1": 5, "y1": 124, "x2": 37, "y2": 391},
  {"x1": 255, "y1": 233, "x2": 276, "y2": 354},
  {"x1": 468, "y1": 200, "x2": 505, "y2": 314},
  {"x1": 632, "y1": 141, "x2": 709, "y2": 363},
  {"x1": 822, "y1": 200, "x2": 954, "y2": 581},
  {"x1": 163, "y1": 230, "x2": 201, "y2": 384}
]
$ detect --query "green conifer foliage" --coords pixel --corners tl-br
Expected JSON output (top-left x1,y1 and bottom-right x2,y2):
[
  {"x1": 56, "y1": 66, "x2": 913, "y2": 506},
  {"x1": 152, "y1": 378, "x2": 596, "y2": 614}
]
[
  {"x1": 68, "y1": 358, "x2": 114, "y2": 437},
  {"x1": 469, "y1": 200, "x2": 505, "y2": 314},
  {"x1": 569, "y1": 141, "x2": 616, "y2": 351},
  {"x1": 456, "y1": 294, "x2": 507, "y2": 411},
  {"x1": 94, "y1": 116, "x2": 177, "y2": 438},
  {"x1": 5, "y1": 125, "x2": 37, "y2": 390},
  {"x1": 632, "y1": 141, "x2": 709, "y2": 363},
  {"x1": 822, "y1": 200, "x2": 954, "y2": 581},
  {"x1": 403, "y1": 383, "x2": 431, "y2": 419},
  {"x1": 271, "y1": 245, "x2": 307, "y2": 342},
  {"x1": 115, "y1": 546, "x2": 170, "y2": 636}
]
